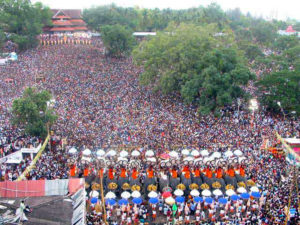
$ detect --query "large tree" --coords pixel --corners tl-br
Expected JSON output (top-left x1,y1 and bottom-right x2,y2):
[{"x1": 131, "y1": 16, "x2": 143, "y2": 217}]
[
  {"x1": 12, "y1": 87, "x2": 57, "y2": 138},
  {"x1": 133, "y1": 23, "x2": 254, "y2": 114},
  {"x1": 101, "y1": 24, "x2": 135, "y2": 57},
  {"x1": 257, "y1": 71, "x2": 300, "y2": 115},
  {"x1": 0, "y1": 0, "x2": 52, "y2": 50}
]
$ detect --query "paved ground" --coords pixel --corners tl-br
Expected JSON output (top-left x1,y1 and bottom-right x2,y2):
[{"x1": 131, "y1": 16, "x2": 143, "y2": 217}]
[{"x1": 0, "y1": 196, "x2": 73, "y2": 225}]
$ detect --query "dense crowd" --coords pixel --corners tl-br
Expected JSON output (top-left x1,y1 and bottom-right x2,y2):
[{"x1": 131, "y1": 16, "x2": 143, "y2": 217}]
[{"x1": 0, "y1": 42, "x2": 299, "y2": 224}]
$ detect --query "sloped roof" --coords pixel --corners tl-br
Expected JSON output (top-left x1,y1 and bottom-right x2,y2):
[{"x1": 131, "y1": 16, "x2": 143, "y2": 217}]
[{"x1": 51, "y1": 9, "x2": 82, "y2": 19}]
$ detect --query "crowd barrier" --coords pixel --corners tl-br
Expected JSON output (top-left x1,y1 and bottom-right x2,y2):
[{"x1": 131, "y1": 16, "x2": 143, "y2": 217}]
[{"x1": 0, "y1": 178, "x2": 84, "y2": 198}]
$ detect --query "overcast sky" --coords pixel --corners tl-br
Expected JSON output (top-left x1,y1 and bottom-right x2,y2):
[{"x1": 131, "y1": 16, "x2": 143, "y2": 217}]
[{"x1": 32, "y1": 0, "x2": 300, "y2": 21}]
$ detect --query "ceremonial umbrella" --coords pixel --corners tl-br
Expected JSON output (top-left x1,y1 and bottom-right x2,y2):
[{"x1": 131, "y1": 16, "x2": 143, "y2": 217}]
[
  {"x1": 174, "y1": 189, "x2": 184, "y2": 196},
  {"x1": 225, "y1": 189, "x2": 235, "y2": 196},
  {"x1": 131, "y1": 150, "x2": 140, "y2": 157},
  {"x1": 224, "y1": 150, "x2": 233, "y2": 157},
  {"x1": 231, "y1": 195, "x2": 240, "y2": 201},
  {"x1": 96, "y1": 149, "x2": 105, "y2": 157},
  {"x1": 69, "y1": 147, "x2": 77, "y2": 154},
  {"x1": 107, "y1": 150, "x2": 116, "y2": 157},
  {"x1": 205, "y1": 197, "x2": 214, "y2": 204},
  {"x1": 218, "y1": 198, "x2": 227, "y2": 205},
  {"x1": 191, "y1": 150, "x2": 200, "y2": 157},
  {"x1": 162, "y1": 192, "x2": 172, "y2": 199},
  {"x1": 105, "y1": 199, "x2": 116, "y2": 206},
  {"x1": 190, "y1": 189, "x2": 200, "y2": 197},
  {"x1": 250, "y1": 186, "x2": 259, "y2": 192},
  {"x1": 89, "y1": 191, "x2": 99, "y2": 198},
  {"x1": 213, "y1": 189, "x2": 223, "y2": 196},
  {"x1": 165, "y1": 197, "x2": 175, "y2": 205},
  {"x1": 160, "y1": 153, "x2": 170, "y2": 159},
  {"x1": 237, "y1": 187, "x2": 247, "y2": 194},
  {"x1": 175, "y1": 196, "x2": 185, "y2": 203},
  {"x1": 202, "y1": 189, "x2": 211, "y2": 197},
  {"x1": 240, "y1": 193, "x2": 250, "y2": 199},
  {"x1": 251, "y1": 192, "x2": 261, "y2": 198},
  {"x1": 194, "y1": 197, "x2": 203, "y2": 203},
  {"x1": 212, "y1": 152, "x2": 221, "y2": 158},
  {"x1": 182, "y1": 149, "x2": 190, "y2": 156},
  {"x1": 132, "y1": 198, "x2": 142, "y2": 205},
  {"x1": 91, "y1": 197, "x2": 98, "y2": 204},
  {"x1": 169, "y1": 151, "x2": 179, "y2": 158},
  {"x1": 118, "y1": 199, "x2": 129, "y2": 206},
  {"x1": 83, "y1": 148, "x2": 91, "y2": 156},
  {"x1": 200, "y1": 149, "x2": 209, "y2": 156},
  {"x1": 131, "y1": 191, "x2": 141, "y2": 198},
  {"x1": 145, "y1": 150, "x2": 154, "y2": 157},
  {"x1": 149, "y1": 198, "x2": 159, "y2": 204},
  {"x1": 105, "y1": 191, "x2": 116, "y2": 199},
  {"x1": 120, "y1": 150, "x2": 128, "y2": 157},
  {"x1": 121, "y1": 191, "x2": 131, "y2": 199},
  {"x1": 148, "y1": 191, "x2": 158, "y2": 198},
  {"x1": 234, "y1": 150, "x2": 243, "y2": 156}
]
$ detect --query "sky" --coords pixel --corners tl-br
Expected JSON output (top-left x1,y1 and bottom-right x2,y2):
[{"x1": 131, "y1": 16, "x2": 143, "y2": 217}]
[{"x1": 32, "y1": 0, "x2": 300, "y2": 21}]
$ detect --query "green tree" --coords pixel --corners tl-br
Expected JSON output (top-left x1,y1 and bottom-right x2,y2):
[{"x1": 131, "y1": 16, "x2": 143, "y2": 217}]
[
  {"x1": 12, "y1": 87, "x2": 57, "y2": 138},
  {"x1": 0, "y1": 0, "x2": 52, "y2": 50},
  {"x1": 257, "y1": 71, "x2": 300, "y2": 115},
  {"x1": 133, "y1": 24, "x2": 254, "y2": 114},
  {"x1": 250, "y1": 20, "x2": 277, "y2": 45},
  {"x1": 101, "y1": 24, "x2": 135, "y2": 57}
]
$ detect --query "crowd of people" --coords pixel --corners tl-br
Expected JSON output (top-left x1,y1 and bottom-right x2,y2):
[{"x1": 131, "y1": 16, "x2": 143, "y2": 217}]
[{"x1": 0, "y1": 41, "x2": 299, "y2": 224}]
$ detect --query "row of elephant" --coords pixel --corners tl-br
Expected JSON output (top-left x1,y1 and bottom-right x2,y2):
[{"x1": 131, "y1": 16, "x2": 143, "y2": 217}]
[{"x1": 85, "y1": 170, "x2": 249, "y2": 195}]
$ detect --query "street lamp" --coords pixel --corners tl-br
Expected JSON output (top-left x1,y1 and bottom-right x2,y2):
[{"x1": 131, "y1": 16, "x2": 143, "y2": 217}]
[{"x1": 249, "y1": 98, "x2": 258, "y2": 128}]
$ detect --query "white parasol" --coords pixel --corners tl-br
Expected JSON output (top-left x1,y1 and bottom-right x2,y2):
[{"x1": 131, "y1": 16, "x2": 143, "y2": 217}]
[
  {"x1": 174, "y1": 189, "x2": 184, "y2": 196},
  {"x1": 200, "y1": 149, "x2": 209, "y2": 156},
  {"x1": 89, "y1": 190, "x2": 99, "y2": 198},
  {"x1": 191, "y1": 150, "x2": 200, "y2": 157},
  {"x1": 169, "y1": 151, "x2": 179, "y2": 158},
  {"x1": 184, "y1": 156, "x2": 194, "y2": 161},
  {"x1": 131, "y1": 150, "x2": 140, "y2": 157},
  {"x1": 224, "y1": 150, "x2": 233, "y2": 157},
  {"x1": 190, "y1": 189, "x2": 200, "y2": 197},
  {"x1": 250, "y1": 186, "x2": 259, "y2": 192},
  {"x1": 212, "y1": 152, "x2": 221, "y2": 158},
  {"x1": 225, "y1": 189, "x2": 235, "y2": 196},
  {"x1": 148, "y1": 157, "x2": 156, "y2": 162},
  {"x1": 165, "y1": 197, "x2": 175, "y2": 205},
  {"x1": 105, "y1": 191, "x2": 116, "y2": 199},
  {"x1": 96, "y1": 149, "x2": 105, "y2": 157},
  {"x1": 69, "y1": 147, "x2": 77, "y2": 154},
  {"x1": 148, "y1": 191, "x2": 158, "y2": 198},
  {"x1": 182, "y1": 149, "x2": 190, "y2": 156},
  {"x1": 131, "y1": 191, "x2": 141, "y2": 198},
  {"x1": 202, "y1": 189, "x2": 211, "y2": 197},
  {"x1": 234, "y1": 150, "x2": 243, "y2": 156},
  {"x1": 213, "y1": 189, "x2": 223, "y2": 196},
  {"x1": 82, "y1": 149, "x2": 91, "y2": 156},
  {"x1": 120, "y1": 150, "x2": 129, "y2": 158},
  {"x1": 107, "y1": 150, "x2": 117, "y2": 157},
  {"x1": 121, "y1": 191, "x2": 131, "y2": 199},
  {"x1": 145, "y1": 150, "x2": 154, "y2": 157},
  {"x1": 237, "y1": 187, "x2": 247, "y2": 193},
  {"x1": 117, "y1": 157, "x2": 128, "y2": 162}
]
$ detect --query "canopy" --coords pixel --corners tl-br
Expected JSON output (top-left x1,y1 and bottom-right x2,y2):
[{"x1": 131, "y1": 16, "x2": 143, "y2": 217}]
[
  {"x1": 251, "y1": 192, "x2": 261, "y2": 198},
  {"x1": 91, "y1": 197, "x2": 97, "y2": 204},
  {"x1": 148, "y1": 191, "x2": 158, "y2": 198},
  {"x1": 105, "y1": 191, "x2": 116, "y2": 199},
  {"x1": 237, "y1": 187, "x2": 247, "y2": 193},
  {"x1": 121, "y1": 191, "x2": 131, "y2": 199},
  {"x1": 231, "y1": 195, "x2": 240, "y2": 201},
  {"x1": 131, "y1": 150, "x2": 140, "y2": 157},
  {"x1": 149, "y1": 198, "x2": 159, "y2": 204},
  {"x1": 225, "y1": 189, "x2": 235, "y2": 196},
  {"x1": 175, "y1": 196, "x2": 185, "y2": 203},
  {"x1": 218, "y1": 198, "x2": 227, "y2": 204},
  {"x1": 69, "y1": 147, "x2": 77, "y2": 154},
  {"x1": 191, "y1": 150, "x2": 200, "y2": 157},
  {"x1": 182, "y1": 149, "x2": 190, "y2": 155},
  {"x1": 96, "y1": 149, "x2": 105, "y2": 156},
  {"x1": 120, "y1": 150, "x2": 128, "y2": 157},
  {"x1": 131, "y1": 191, "x2": 141, "y2": 198},
  {"x1": 194, "y1": 197, "x2": 203, "y2": 203},
  {"x1": 205, "y1": 197, "x2": 214, "y2": 204},
  {"x1": 169, "y1": 151, "x2": 179, "y2": 158},
  {"x1": 132, "y1": 198, "x2": 142, "y2": 205},
  {"x1": 145, "y1": 150, "x2": 154, "y2": 157},
  {"x1": 213, "y1": 189, "x2": 222, "y2": 196},
  {"x1": 82, "y1": 149, "x2": 91, "y2": 156},
  {"x1": 240, "y1": 193, "x2": 250, "y2": 199},
  {"x1": 174, "y1": 189, "x2": 184, "y2": 196},
  {"x1": 89, "y1": 191, "x2": 99, "y2": 198},
  {"x1": 107, "y1": 150, "x2": 116, "y2": 157},
  {"x1": 234, "y1": 150, "x2": 243, "y2": 156},
  {"x1": 118, "y1": 199, "x2": 129, "y2": 205},
  {"x1": 165, "y1": 197, "x2": 175, "y2": 205},
  {"x1": 160, "y1": 153, "x2": 170, "y2": 159},
  {"x1": 200, "y1": 149, "x2": 209, "y2": 156},
  {"x1": 105, "y1": 199, "x2": 116, "y2": 206},
  {"x1": 202, "y1": 189, "x2": 211, "y2": 197},
  {"x1": 162, "y1": 192, "x2": 172, "y2": 198},
  {"x1": 190, "y1": 189, "x2": 200, "y2": 197}
]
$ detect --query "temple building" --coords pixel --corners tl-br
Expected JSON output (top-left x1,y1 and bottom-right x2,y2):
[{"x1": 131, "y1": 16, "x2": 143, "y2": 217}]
[{"x1": 44, "y1": 9, "x2": 88, "y2": 33}]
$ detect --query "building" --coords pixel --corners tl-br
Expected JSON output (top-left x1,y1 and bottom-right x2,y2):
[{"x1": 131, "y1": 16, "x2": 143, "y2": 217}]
[
  {"x1": 277, "y1": 25, "x2": 299, "y2": 37},
  {"x1": 44, "y1": 9, "x2": 88, "y2": 34}
]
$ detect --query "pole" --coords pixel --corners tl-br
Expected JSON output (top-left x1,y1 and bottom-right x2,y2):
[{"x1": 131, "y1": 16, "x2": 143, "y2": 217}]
[
  {"x1": 284, "y1": 165, "x2": 296, "y2": 225},
  {"x1": 99, "y1": 170, "x2": 108, "y2": 225}
]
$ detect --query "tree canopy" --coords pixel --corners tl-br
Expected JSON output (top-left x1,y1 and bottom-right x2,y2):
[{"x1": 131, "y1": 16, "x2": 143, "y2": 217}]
[
  {"x1": 0, "y1": 0, "x2": 52, "y2": 50},
  {"x1": 12, "y1": 87, "x2": 57, "y2": 138},
  {"x1": 101, "y1": 24, "x2": 135, "y2": 57},
  {"x1": 133, "y1": 24, "x2": 255, "y2": 114}
]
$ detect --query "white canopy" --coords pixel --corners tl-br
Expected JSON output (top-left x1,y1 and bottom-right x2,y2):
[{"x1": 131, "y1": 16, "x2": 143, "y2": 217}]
[
  {"x1": 89, "y1": 190, "x2": 99, "y2": 198},
  {"x1": 191, "y1": 150, "x2": 200, "y2": 157},
  {"x1": 225, "y1": 189, "x2": 235, "y2": 196},
  {"x1": 148, "y1": 191, "x2": 158, "y2": 198},
  {"x1": 131, "y1": 191, "x2": 141, "y2": 198},
  {"x1": 105, "y1": 191, "x2": 116, "y2": 199},
  {"x1": 131, "y1": 150, "x2": 140, "y2": 157},
  {"x1": 250, "y1": 186, "x2": 259, "y2": 192},
  {"x1": 213, "y1": 189, "x2": 223, "y2": 196},
  {"x1": 145, "y1": 150, "x2": 154, "y2": 157},
  {"x1": 120, "y1": 150, "x2": 129, "y2": 158},
  {"x1": 224, "y1": 150, "x2": 233, "y2": 157},
  {"x1": 121, "y1": 191, "x2": 131, "y2": 199},
  {"x1": 169, "y1": 151, "x2": 179, "y2": 158},
  {"x1": 190, "y1": 189, "x2": 200, "y2": 197},
  {"x1": 202, "y1": 189, "x2": 211, "y2": 197},
  {"x1": 200, "y1": 149, "x2": 209, "y2": 156},
  {"x1": 234, "y1": 150, "x2": 243, "y2": 156},
  {"x1": 237, "y1": 187, "x2": 247, "y2": 193},
  {"x1": 174, "y1": 189, "x2": 184, "y2": 196},
  {"x1": 107, "y1": 150, "x2": 116, "y2": 157},
  {"x1": 182, "y1": 149, "x2": 190, "y2": 156}
]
